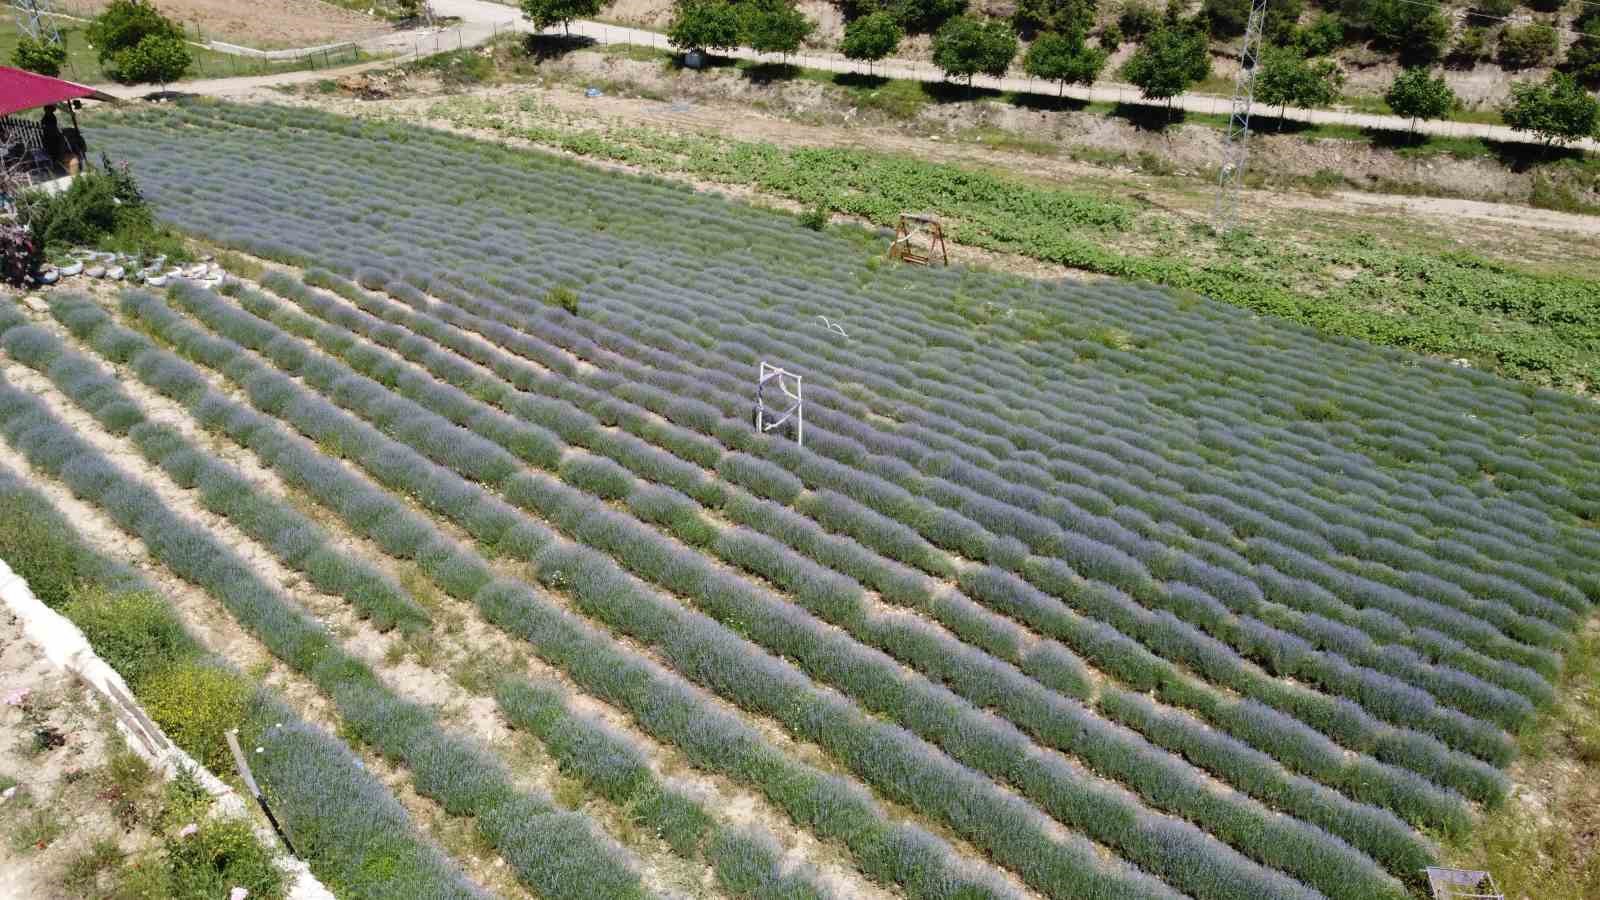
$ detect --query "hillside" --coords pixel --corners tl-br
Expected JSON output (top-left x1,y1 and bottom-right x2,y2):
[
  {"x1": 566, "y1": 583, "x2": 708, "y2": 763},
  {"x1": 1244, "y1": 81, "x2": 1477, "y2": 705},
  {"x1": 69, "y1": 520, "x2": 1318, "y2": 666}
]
[{"x1": 0, "y1": 98, "x2": 1595, "y2": 899}]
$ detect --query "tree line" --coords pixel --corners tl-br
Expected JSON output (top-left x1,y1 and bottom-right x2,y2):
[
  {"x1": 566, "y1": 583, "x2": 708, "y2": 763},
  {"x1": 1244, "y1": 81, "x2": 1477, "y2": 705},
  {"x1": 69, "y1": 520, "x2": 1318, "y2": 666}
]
[{"x1": 632, "y1": 0, "x2": 1600, "y2": 143}]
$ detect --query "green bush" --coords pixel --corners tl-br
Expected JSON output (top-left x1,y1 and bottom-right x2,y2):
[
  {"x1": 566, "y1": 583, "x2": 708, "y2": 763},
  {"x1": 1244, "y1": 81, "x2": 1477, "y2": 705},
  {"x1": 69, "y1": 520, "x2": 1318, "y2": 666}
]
[
  {"x1": 158, "y1": 817, "x2": 283, "y2": 900},
  {"x1": 544, "y1": 284, "x2": 580, "y2": 315},
  {"x1": 1117, "y1": 0, "x2": 1159, "y2": 37},
  {"x1": 17, "y1": 161, "x2": 185, "y2": 258},
  {"x1": 799, "y1": 203, "x2": 830, "y2": 230},
  {"x1": 11, "y1": 34, "x2": 66, "y2": 77},
  {"x1": 1497, "y1": 23, "x2": 1558, "y2": 69},
  {"x1": 62, "y1": 588, "x2": 200, "y2": 690},
  {"x1": 141, "y1": 661, "x2": 254, "y2": 771},
  {"x1": 1449, "y1": 26, "x2": 1490, "y2": 66}
]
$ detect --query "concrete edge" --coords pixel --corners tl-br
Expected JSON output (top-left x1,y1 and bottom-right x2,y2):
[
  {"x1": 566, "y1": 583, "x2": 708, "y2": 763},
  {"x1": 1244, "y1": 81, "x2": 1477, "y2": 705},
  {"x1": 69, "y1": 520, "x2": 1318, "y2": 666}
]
[
  {"x1": 0, "y1": 555, "x2": 334, "y2": 900},
  {"x1": 206, "y1": 40, "x2": 361, "y2": 61}
]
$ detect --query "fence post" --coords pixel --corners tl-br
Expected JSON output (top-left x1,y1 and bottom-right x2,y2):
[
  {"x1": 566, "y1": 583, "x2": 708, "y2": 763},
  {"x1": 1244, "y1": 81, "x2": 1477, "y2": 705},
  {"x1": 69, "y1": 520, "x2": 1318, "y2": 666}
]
[{"x1": 226, "y1": 729, "x2": 298, "y2": 858}]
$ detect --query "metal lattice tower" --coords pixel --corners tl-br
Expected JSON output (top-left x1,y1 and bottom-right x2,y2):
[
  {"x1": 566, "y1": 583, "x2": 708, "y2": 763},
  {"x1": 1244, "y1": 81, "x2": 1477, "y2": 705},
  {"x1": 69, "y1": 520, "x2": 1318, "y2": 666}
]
[
  {"x1": 10, "y1": 0, "x2": 61, "y2": 44},
  {"x1": 1212, "y1": 0, "x2": 1268, "y2": 235}
]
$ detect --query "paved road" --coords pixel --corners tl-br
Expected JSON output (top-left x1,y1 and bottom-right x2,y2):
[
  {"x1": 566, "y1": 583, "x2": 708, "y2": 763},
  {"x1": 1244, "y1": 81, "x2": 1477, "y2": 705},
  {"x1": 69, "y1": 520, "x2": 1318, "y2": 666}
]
[{"x1": 95, "y1": 0, "x2": 1600, "y2": 152}]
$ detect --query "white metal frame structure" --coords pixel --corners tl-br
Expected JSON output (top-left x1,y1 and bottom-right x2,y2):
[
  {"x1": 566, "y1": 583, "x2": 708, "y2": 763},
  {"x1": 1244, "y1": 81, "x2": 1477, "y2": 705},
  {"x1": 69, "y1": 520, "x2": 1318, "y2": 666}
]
[
  {"x1": 1425, "y1": 867, "x2": 1504, "y2": 900},
  {"x1": 755, "y1": 361, "x2": 803, "y2": 447},
  {"x1": 1212, "y1": 0, "x2": 1268, "y2": 234},
  {"x1": 10, "y1": 0, "x2": 60, "y2": 43}
]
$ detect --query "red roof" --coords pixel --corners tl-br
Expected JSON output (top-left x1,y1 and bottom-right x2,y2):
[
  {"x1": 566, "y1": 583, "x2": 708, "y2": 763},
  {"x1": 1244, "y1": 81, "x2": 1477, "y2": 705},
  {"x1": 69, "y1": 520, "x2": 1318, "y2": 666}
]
[{"x1": 0, "y1": 65, "x2": 117, "y2": 117}]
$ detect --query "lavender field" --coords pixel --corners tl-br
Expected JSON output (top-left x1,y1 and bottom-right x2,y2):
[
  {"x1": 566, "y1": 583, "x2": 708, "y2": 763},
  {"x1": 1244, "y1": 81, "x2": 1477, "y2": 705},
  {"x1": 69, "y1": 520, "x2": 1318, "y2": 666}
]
[{"x1": 3, "y1": 100, "x2": 1597, "y2": 899}]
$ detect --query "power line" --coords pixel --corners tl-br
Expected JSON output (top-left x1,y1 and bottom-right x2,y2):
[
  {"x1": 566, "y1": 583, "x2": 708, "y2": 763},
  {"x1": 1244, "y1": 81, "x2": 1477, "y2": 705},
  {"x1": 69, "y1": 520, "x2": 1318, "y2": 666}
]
[{"x1": 1338, "y1": 0, "x2": 1599, "y2": 46}]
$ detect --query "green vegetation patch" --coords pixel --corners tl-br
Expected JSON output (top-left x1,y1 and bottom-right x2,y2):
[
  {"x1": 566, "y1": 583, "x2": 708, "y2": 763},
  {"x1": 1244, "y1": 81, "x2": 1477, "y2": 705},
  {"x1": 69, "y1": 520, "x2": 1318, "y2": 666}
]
[{"x1": 427, "y1": 95, "x2": 1600, "y2": 388}]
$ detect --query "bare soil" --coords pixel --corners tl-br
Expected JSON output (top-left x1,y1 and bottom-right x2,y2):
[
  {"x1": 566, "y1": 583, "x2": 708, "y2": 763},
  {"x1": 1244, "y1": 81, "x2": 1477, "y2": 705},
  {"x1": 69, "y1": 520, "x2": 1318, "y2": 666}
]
[
  {"x1": 65, "y1": 0, "x2": 388, "y2": 49},
  {"x1": 0, "y1": 606, "x2": 142, "y2": 900}
]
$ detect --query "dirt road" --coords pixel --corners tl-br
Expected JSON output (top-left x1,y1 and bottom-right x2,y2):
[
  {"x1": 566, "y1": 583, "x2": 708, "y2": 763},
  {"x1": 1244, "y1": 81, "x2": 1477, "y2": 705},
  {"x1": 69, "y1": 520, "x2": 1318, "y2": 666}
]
[{"x1": 89, "y1": 0, "x2": 1599, "y2": 152}]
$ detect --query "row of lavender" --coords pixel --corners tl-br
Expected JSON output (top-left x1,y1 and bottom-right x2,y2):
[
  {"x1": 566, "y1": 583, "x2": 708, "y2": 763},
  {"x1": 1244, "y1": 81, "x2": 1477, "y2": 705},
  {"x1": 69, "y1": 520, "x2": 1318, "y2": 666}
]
[
  {"x1": 239, "y1": 264, "x2": 1428, "y2": 897},
  {"x1": 88, "y1": 102, "x2": 1600, "y2": 895},
  {"x1": 98, "y1": 117, "x2": 1538, "y2": 807}
]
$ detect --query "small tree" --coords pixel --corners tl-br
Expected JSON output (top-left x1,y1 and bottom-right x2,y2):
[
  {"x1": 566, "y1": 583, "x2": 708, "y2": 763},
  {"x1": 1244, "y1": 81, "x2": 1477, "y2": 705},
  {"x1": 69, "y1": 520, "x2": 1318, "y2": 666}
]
[
  {"x1": 668, "y1": 0, "x2": 743, "y2": 54},
  {"x1": 12, "y1": 34, "x2": 67, "y2": 77},
  {"x1": 1022, "y1": 30, "x2": 1107, "y2": 94},
  {"x1": 840, "y1": 12, "x2": 903, "y2": 69},
  {"x1": 1502, "y1": 72, "x2": 1600, "y2": 147},
  {"x1": 931, "y1": 15, "x2": 1017, "y2": 85},
  {"x1": 742, "y1": 0, "x2": 813, "y2": 58},
  {"x1": 1120, "y1": 24, "x2": 1210, "y2": 111},
  {"x1": 1253, "y1": 45, "x2": 1344, "y2": 124},
  {"x1": 1497, "y1": 23, "x2": 1558, "y2": 70},
  {"x1": 1384, "y1": 67, "x2": 1455, "y2": 134},
  {"x1": 86, "y1": 0, "x2": 192, "y2": 87},
  {"x1": 521, "y1": 0, "x2": 602, "y2": 36}
]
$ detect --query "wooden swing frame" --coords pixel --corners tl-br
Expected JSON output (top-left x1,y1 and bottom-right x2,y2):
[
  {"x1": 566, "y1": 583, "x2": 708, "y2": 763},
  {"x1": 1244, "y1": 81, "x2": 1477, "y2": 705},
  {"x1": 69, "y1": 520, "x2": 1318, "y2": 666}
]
[{"x1": 887, "y1": 213, "x2": 949, "y2": 267}]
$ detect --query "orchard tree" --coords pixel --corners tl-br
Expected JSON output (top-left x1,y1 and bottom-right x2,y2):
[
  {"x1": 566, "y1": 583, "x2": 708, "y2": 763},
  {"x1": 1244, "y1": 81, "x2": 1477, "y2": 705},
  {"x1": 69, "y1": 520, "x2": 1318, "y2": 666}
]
[
  {"x1": 1022, "y1": 30, "x2": 1107, "y2": 94},
  {"x1": 521, "y1": 0, "x2": 602, "y2": 36},
  {"x1": 743, "y1": 0, "x2": 813, "y2": 58},
  {"x1": 1502, "y1": 72, "x2": 1600, "y2": 147},
  {"x1": 840, "y1": 12, "x2": 903, "y2": 69},
  {"x1": 86, "y1": 0, "x2": 192, "y2": 87},
  {"x1": 931, "y1": 15, "x2": 1017, "y2": 85},
  {"x1": 1384, "y1": 67, "x2": 1455, "y2": 134},
  {"x1": 668, "y1": 0, "x2": 743, "y2": 54},
  {"x1": 1121, "y1": 23, "x2": 1210, "y2": 111},
  {"x1": 11, "y1": 34, "x2": 66, "y2": 77},
  {"x1": 1253, "y1": 45, "x2": 1344, "y2": 124}
]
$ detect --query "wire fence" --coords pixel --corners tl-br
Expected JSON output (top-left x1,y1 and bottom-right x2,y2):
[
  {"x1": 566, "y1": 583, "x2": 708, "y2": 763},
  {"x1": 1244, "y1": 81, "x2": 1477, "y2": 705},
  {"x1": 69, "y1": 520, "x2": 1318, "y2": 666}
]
[{"x1": 563, "y1": 20, "x2": 1595, "y2": 149}]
